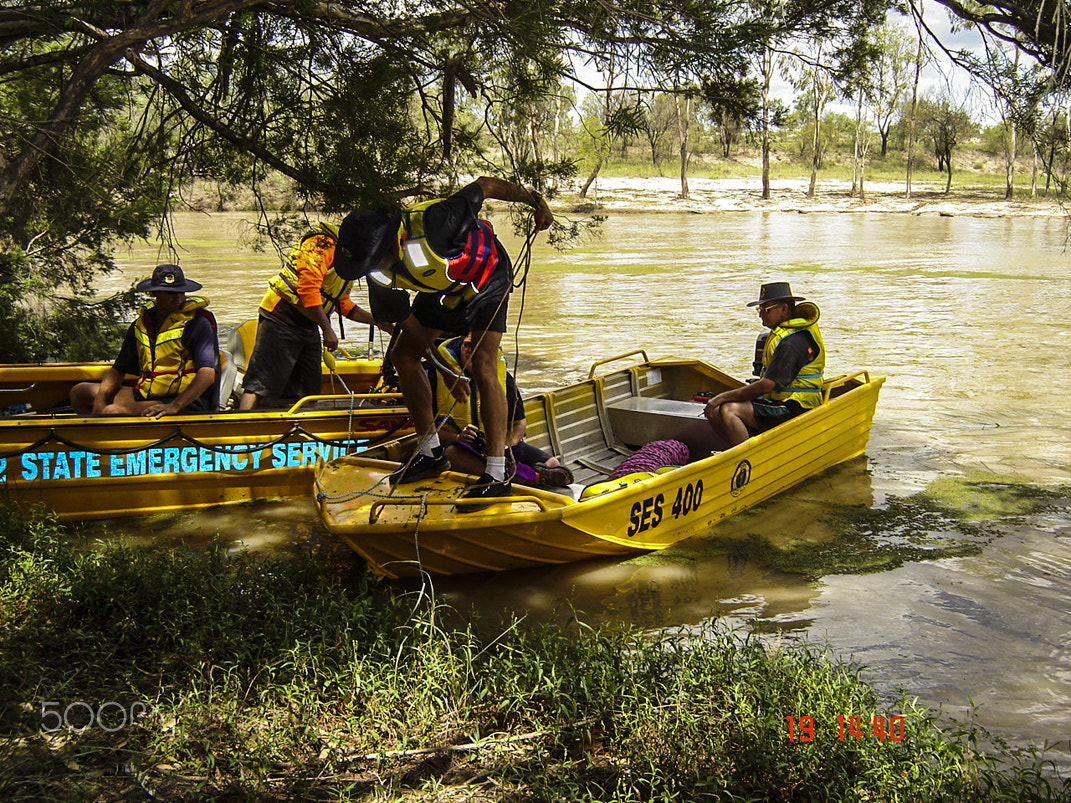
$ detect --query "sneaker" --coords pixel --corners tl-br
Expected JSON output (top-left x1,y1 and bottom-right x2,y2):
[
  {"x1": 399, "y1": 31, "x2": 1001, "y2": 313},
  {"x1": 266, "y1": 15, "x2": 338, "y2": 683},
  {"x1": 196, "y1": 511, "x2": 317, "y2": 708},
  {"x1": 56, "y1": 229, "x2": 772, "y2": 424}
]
[
  {"x1": 457, "y1": 473, "x2": 512, "y2": 512},
  {"x1": 536, "y1": 464, "x2": 574, "y2": 488},
  {"x1": 387, "y1": 450, "x2": 449, "y2": 485}
]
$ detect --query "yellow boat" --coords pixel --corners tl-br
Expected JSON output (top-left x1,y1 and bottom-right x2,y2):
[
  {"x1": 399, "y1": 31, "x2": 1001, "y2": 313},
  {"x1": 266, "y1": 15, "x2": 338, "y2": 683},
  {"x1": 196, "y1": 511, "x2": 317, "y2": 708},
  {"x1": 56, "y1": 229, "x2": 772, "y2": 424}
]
[
  {"x1": 315, "y1": 351, "x2": 885, "y2": 579},
  {"x1": 0, "y1": 324, "x2": 409, "y2": 519}
]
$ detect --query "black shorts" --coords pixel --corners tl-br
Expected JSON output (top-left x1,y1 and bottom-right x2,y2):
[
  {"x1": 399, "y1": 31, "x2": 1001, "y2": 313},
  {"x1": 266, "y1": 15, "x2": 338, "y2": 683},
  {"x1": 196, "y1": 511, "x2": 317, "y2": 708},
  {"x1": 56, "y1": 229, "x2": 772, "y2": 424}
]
[
  {"x1": 412, "y1": 258, "x2": 511, "y2": 336},
  {"x1": 369, "y1": 249, "x2": 513, "y2": 336},
  {"x1": 242, "y1": 314, "x2": 323, "y2": 400},
  {"x1": 751, "y1": 398, "x2": 804, "y2": 433}
]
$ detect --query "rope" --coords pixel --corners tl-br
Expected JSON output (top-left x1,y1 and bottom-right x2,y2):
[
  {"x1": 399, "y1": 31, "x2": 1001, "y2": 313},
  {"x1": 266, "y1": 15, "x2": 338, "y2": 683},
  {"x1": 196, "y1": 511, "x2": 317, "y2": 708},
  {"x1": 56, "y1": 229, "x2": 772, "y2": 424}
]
[{"x1": 0, "y1": 402, "x2": 411, "y2": 461}]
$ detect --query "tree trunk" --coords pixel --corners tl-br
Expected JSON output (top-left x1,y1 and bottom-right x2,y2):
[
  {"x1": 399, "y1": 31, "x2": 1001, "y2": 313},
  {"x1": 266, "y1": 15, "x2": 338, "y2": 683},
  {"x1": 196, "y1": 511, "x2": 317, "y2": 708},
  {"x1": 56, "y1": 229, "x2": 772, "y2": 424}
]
[
  {"x1": 807, "y1": 96, "x2": 823, "y2": 198},
  {"x1": 676, "y1": 93, "x2": 691, "y2": 199},
  {"x1": 579, "y1": 157, "x2": 603, "y2": 199},
  {"x1": 1031, "y1": 138, "x2": 1039, "y2": 197},
  {"x1": 905, "y1": 16, "x2": 925, "y2": 199},
  {"x1": 761, "y1": 47, "x2": 773, "y2": 200},
  {"x1": 851, "y1": 88, "x2": 864, "y2": 197},
  {"x1": 1004, "y1": 124, "x2": 1016, "y2": 199},
  {"x1": 0, "y1": 0, "x2": 262, "y2": 215}
]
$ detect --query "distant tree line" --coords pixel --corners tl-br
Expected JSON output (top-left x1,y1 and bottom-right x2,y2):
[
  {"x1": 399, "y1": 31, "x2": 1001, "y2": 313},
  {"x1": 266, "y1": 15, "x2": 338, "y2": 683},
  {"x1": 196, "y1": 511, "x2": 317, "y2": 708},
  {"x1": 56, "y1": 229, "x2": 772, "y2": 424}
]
[{"x1": 1, "y1": 0, "x2": 1068, "y2": 359}]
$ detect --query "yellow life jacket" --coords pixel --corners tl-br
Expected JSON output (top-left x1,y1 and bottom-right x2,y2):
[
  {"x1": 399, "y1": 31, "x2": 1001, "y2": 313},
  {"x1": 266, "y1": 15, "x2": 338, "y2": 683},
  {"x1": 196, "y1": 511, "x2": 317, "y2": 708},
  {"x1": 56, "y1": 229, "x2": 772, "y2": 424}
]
[
  {"x1": 265, "y1": 223, "x2": 352, "y2": 318},
  {"x1": 762, "y1": 301, "x2": 826, "y2": 409},
  {"x1": 429, "y1": 335, "x2": 507, "y2": 432},
  {"x1": 133, "y1": 296, "x2": 214, "y2": 399},
  {"x1": 367, "y1": 199, "x2": 499, "y2": 294}
]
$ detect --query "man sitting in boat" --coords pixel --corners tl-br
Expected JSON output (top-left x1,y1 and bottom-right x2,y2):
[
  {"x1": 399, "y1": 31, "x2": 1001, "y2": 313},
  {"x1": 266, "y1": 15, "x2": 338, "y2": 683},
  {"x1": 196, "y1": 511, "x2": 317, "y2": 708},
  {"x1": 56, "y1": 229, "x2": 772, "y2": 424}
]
[
  {"x1": 332, "y1": 177, "x2": 553, "y2": 508},
  {"x1": 70, "y1": 265, "x2": 220, "y2": 418},
  {"x1": 703, "y1": 282, "x2": 825, "y2": 446},
  {"x1": 238, "y1": 222, "x2": 385, "y2": 410},
  {"x1": 430, "y1": 333, "x2": 574, "y2": 489}
]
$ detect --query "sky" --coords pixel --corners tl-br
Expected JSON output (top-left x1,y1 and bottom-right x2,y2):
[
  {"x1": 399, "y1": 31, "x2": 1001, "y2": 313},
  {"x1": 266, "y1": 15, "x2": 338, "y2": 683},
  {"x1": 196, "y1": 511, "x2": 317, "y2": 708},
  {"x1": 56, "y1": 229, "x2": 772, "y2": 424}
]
[{"x1": 569, "y1": 0, "x2": 1002, "y2": 127}]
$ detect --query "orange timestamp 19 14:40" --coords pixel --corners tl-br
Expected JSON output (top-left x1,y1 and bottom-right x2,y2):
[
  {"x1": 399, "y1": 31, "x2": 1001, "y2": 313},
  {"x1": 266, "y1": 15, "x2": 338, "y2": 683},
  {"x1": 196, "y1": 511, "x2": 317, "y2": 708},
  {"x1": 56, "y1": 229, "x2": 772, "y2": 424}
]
[{"x1": 785, "y1": 715, "x2": 905, "y2": 742}]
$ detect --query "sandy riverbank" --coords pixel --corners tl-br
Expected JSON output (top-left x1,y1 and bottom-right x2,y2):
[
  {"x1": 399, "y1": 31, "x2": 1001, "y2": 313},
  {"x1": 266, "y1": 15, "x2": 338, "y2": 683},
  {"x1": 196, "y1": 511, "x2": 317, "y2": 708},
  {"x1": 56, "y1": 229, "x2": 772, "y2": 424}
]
[{"x1": 556, "y1": 175, "x2": 1069, "y2": 218}]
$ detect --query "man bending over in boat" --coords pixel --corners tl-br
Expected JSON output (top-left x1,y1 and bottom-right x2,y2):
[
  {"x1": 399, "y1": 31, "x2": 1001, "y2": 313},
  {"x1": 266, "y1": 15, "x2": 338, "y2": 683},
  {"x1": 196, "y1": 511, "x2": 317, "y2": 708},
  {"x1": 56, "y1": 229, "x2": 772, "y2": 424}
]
[
  {"x1": 70, "y1": 265, "x2": 220, "y2": 418},
  {"x1": 238, "y1": 222, "x2": 387, "y2": 411},
  {"x1": 430, "y1": 333, "x2": 573, "y2": 489},
  {"x1": 332, "y1": 177, "x2": 553, "y2": 508},
  {"x1": 703, "y1": 282, "x2": 825, "y2": 447}
]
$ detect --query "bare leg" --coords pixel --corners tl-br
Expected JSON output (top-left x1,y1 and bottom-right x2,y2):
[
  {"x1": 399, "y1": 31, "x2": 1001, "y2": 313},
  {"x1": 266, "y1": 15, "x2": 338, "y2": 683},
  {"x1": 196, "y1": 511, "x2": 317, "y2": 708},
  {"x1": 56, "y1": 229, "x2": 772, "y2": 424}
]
[
  {"x1": 710, "y1": 400, "x2": 757, "y2": 447},
  {"x1": 467, "y1": 329, "x2": 507, "y2": 461},
  {"x1": 69, "y1": 381, "x2": 99, "y2": 415},
  {"x1": 391, "y1": 316, "x2": 441, "y2": 445}
]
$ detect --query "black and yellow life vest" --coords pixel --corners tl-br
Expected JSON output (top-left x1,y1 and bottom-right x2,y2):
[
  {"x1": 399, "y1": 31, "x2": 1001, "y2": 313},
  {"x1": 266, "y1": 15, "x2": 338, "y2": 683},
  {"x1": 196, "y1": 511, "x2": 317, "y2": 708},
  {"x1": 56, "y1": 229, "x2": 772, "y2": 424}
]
[
  {"x1": 265, "y1": 223, "x2": 352, "y2": 318},
  {"x1": 429, "y1": 336, "x2": 508, "y2": 432},
  {"x1": 762, "y1": 301, "x2": 826, "y2": 409},
  {"x1": 367, "y1": 199, "x2": 499, "y2": 295},
  {"x1": 133, "y1": 296, "x2": 214, "y2": 399}
]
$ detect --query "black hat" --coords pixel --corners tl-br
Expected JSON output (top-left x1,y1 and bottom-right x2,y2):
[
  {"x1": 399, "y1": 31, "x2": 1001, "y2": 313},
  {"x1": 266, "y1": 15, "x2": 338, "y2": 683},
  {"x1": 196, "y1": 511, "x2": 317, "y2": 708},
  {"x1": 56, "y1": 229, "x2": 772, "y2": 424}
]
[
  {"x1": 134, "y1": 264, "x2": 202, "y2": 293},
  {"x1": 334, "y1": 206, "x2": 402, "y2": 280},
  {"x1": 746, "y1": 281, "x2": 805, "y2": 307}
]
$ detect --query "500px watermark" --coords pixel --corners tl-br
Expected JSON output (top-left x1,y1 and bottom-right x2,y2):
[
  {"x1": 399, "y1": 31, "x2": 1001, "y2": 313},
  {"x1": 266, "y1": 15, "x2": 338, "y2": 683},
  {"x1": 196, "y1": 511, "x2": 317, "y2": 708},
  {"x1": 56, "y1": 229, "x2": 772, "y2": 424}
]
[{"x1": 39, "y1": 700, "x2": 159, "y2": 733}]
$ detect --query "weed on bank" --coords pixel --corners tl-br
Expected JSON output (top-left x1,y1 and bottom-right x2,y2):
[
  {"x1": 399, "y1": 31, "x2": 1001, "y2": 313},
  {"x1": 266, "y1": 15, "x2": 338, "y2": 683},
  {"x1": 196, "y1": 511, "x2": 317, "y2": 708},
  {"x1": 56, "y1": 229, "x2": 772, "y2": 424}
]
[{"x1": 0, "y1": 503, "x2": 1067, "y2": 802}]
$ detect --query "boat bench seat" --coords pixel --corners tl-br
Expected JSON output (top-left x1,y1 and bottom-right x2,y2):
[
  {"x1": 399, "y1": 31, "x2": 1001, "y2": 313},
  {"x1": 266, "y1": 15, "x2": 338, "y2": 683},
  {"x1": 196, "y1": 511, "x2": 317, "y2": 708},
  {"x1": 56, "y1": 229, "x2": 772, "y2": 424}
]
[{"x1": 606, "y1": 396, "x2": 721, "y2": 457}]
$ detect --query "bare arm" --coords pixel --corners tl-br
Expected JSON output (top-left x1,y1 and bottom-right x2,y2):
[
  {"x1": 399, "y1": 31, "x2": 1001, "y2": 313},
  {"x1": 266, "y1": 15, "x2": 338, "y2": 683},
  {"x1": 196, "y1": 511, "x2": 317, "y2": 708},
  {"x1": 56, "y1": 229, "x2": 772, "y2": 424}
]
[
  {"x1": 474, "y1": 176, "x2": 553, "y2": 232},
  {"x1": 704, "y1": 377, "x2": 776, "y2": 417},
  {"x1": 346, "y1": 304, "x2": 394, "y2": 334},
  {"x1": 143, "y1": 366, "x2": 217, "y2": 419}
]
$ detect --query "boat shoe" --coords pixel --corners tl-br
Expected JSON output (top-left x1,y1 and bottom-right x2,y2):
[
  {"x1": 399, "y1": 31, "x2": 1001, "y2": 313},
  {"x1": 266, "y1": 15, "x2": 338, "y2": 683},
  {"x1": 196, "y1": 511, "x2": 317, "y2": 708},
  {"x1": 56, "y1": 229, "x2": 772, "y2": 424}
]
[
  {"x1": 535, "y1": 463, "x2": 574, "y2": 488},
  {"x1": 388, "y1": 450, "x2": 449, "y2": 485},
  {"x1": 457, "y1": 473, "x2": 512, "y2": 512}
]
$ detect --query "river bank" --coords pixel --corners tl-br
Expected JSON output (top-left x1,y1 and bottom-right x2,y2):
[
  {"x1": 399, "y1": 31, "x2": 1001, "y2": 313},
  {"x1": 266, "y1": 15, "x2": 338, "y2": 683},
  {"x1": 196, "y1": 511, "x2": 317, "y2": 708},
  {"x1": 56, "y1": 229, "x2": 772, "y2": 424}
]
[
  {"x1": 3, "y1": 505, "x2": 1067, "y2": 802},
  {"x1": 556, "y1": 175, "x2": 1069, "y2": 218}
]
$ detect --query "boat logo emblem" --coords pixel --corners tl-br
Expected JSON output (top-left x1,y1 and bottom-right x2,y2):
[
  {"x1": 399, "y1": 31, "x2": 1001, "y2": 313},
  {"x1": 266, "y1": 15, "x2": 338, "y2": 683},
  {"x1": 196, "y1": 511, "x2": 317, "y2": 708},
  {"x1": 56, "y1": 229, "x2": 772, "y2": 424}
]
[{"x1": 730, "y1": 460, "x2": 751, "y2": 496}]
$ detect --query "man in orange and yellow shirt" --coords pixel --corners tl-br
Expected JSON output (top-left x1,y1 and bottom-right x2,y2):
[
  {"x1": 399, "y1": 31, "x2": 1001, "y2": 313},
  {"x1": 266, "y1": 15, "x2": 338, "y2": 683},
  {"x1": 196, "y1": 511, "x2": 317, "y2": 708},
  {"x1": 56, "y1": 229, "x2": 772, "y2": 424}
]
[{"x1": 238, "y1": 223, "x2": 382, "y2": 410}]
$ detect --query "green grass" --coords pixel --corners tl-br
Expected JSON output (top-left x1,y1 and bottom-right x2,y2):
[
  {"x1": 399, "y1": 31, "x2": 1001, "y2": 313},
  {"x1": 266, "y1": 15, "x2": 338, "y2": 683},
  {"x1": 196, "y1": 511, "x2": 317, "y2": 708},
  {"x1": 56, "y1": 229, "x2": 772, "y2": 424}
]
[
  {"x1": 586, "y1": 150, "x2": 1063, "y2": 199},
  {"x1": 1, "y1": 502, "x2": 1068, "y2": 801}
]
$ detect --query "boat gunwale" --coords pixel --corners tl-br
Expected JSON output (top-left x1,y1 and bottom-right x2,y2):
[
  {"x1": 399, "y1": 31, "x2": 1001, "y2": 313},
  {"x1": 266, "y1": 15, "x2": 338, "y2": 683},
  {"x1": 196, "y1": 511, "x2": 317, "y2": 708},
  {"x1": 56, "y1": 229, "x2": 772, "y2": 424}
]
[{"x1": 317, "y1": 362, "x2": 885, "y2": 539}]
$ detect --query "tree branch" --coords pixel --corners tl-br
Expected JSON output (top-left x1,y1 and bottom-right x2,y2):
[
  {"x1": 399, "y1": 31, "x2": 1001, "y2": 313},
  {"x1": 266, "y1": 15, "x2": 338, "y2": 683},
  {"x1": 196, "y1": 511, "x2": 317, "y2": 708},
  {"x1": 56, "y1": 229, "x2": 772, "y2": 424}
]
[{"x1": 124, "y1": 50, "x2": 335, "y2": 195}]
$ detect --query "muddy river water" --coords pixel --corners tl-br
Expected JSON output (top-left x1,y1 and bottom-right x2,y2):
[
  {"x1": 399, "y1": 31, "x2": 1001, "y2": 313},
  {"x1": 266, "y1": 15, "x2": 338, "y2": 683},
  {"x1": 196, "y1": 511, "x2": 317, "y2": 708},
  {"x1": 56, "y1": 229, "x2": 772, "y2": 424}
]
[{"x1": 108, "y1": 208, "x2": 1071, "y2": 767}]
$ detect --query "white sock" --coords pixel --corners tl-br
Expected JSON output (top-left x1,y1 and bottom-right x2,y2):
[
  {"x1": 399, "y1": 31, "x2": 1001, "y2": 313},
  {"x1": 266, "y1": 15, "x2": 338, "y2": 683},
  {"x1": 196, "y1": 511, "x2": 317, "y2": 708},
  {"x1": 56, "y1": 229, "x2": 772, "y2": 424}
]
[
  {"x1": 486, "y1": 455, "x2": 506, "y2": 481},
  {"x1": 419, "y1": 433, "x2": 442, "y2": 457}
]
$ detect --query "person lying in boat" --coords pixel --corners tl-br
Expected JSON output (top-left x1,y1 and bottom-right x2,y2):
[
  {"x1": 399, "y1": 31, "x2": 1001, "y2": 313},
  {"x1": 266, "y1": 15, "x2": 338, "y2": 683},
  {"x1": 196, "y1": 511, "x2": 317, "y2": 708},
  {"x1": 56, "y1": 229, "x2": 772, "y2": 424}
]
[
  {"x1": 703, "y1": 281, "x2": 825, "y2": 447},
  {"x1": 430, "y1": 334, "x2": 574, "y2": 489},
  {"x1": 332, "y1": 177, "x2": 554, "y2": 508},
  {"x1": 70, "y1": 265, "x2": 220, "y2": 418},
  {"x1": 238, "y1": 221, "x2": 386, "y2": 411}
]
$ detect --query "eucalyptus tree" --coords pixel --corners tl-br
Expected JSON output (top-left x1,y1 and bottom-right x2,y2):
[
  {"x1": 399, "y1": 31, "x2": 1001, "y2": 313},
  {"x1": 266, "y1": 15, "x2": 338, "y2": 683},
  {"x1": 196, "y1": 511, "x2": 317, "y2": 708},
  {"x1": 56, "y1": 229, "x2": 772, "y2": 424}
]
[
  {"x1": 637, "y1": 92, "x2": 679, "y2": 173},
  {"x1": 10, "y1": 0, "x2": 1037, "y2": 358},
  {"x1": 871, "y1": 17, "x2": 919, "y2": 157},
  {"x1": 0, "y1": 0, "x2": 764, "y2": 357},
  {"x1": 917, "y1": 94, "x2": 976, "y2": 193},
  {"x1": 1035, "y1": 95, "x2": 1071, "y2": 192},
  {"x1": 961, "y1": 36, "x2": 1049, "y2": 197},
  {"x1": 927, "y1": 0, "x2": 1071, "y2": 89}
]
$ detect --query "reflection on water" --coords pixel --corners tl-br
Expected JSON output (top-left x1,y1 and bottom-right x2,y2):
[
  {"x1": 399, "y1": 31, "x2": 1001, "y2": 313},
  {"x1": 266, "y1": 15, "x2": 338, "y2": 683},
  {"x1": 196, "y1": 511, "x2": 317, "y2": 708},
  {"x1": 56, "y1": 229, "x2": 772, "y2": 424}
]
[{"x1": 108, "y1": 210, "x2": 1071, "y2": 767}]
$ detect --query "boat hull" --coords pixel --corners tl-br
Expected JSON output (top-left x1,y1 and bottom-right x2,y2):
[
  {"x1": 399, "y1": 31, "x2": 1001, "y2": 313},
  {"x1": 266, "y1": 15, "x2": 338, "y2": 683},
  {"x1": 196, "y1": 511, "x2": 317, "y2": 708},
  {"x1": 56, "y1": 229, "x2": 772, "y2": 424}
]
[
  {"x1": 2, "y1": 396, "x2": 409, "y2": 519},
  {"x1": 0, "y1": 357, "x2": 384, "y2": 413},
  {"x1": 316, "y1": 356, "x2": 884, "y2": 578}
]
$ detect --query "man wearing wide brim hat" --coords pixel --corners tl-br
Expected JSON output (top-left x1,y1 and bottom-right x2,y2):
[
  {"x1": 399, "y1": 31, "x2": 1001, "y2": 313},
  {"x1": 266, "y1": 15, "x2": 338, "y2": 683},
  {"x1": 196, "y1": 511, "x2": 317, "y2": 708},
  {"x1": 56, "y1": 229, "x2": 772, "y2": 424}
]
[
  {"x1": 70, "y1": 264, "x2": 220, "y2": 418},
  {"x1": 703, "y1": 281, "x2": 826, "y2": 446}
]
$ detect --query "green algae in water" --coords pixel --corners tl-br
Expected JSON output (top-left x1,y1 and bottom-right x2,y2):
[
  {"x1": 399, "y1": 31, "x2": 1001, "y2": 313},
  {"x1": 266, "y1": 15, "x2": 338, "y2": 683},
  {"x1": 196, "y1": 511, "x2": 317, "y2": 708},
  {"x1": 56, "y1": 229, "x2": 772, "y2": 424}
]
[
  {"x1": 920, "y1": 472, "x2": 1068, "y2": 522},
  {"x1": 652, "y1": 475, "x2": 1070, "y2": 578}
]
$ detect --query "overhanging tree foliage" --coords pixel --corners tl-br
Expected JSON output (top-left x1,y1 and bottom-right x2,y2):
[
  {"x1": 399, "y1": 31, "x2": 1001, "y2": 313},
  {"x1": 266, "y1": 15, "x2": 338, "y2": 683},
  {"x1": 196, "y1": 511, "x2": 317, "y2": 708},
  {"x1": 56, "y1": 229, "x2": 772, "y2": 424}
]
[{"x1": 1, "y1": 0, "x2": 1067, "y2": 360}]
